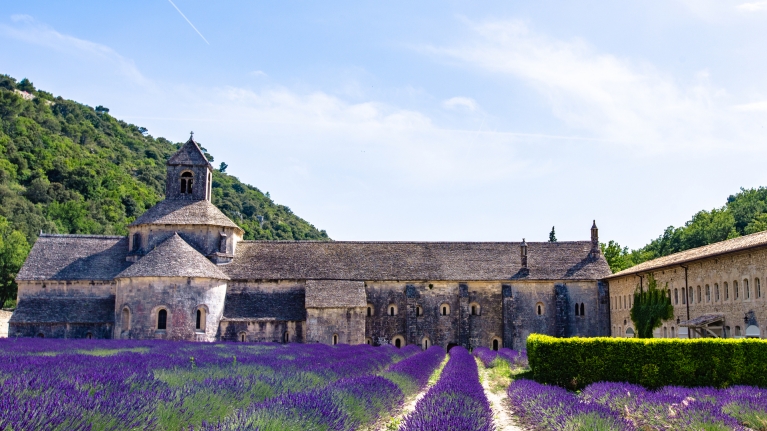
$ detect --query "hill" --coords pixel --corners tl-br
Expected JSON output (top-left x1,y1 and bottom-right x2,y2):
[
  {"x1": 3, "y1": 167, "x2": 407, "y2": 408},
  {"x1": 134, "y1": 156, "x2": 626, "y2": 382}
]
[
  {"x1": 0, "y1": 74, "x2": 329, "y2": 307},
  {"x1": 602, "y1": 187, "x2": 767, "y2": 273}
]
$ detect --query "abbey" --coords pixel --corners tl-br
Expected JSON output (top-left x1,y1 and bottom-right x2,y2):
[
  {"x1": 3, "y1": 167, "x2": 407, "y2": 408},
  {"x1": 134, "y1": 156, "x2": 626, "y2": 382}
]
[{"x1": 9, "y1": 137, "x2": 613, "y2": 350}]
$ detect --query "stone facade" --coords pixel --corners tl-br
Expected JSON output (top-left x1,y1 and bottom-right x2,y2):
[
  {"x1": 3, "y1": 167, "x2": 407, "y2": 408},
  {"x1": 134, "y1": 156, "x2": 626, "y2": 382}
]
[
  {"x1": 0, "y1": 309, "x2": 13, "y2": 338},
  {"x1": 9, "y1": 135, "x2": 614, "y2": 350},
  {"x1": 606, "y1": 231, "x2": 767, "y2": 339}
]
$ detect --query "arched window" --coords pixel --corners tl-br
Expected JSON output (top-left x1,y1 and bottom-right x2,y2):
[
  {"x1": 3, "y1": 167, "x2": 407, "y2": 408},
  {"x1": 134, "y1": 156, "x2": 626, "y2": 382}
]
[
  {"x1": 735, "y1": 326, "x2": 742, "y2": 336},
  {"x1": 492, "y1": 339, "x2": 499, "y2": 351},
  {"x1": 366, "y1": 304, "x2": 373, "y2": 317},
  {"x1": 416, "y1": 305, "x2": 423, "y2": 317},
  {"x1": 744, "y1": 279, "x2": 750, "y2": 299},
  {"x1": 663, "y1": 327, "x2": 667, "y2": 338},
  {"x1": 86, "y1": 332, "x2": 93, "y2": 339},
  {"x1": 180, "y1": 172, "x2": 193, "y2": 194},
  {"x1": 365, "y1": 337, "x2": 372, "y2": 345},
  {"x1": 536, "y1": 302, "x2": 544, "y2": 316},
  {"x1": 157, "y1": 309, "x2": 167, "y2": 330},
  {"x1": 195, "y1": 307, "x2": 206, "y2": 331},
  {"x1": 283, "y1": 331, "x2": 289, "y2": 344},
  {"x1": 388, "y1": 304, "x2": 397, "y2": 316},
  {"x1": 132, "y1": 233, "x2": 141, "y2": 252},
  {"x1": 422, "y1": 338, "x2": 430, "y2": 350},
  {"x1": 671, "y1": 327, "x2": 675, "y2": 338},
  {"x1": 332, "y1": 334, "x2": 338, "y2": 345},
  {"x1": 440, "y1": 304, "x2": 450, "y2": 316},
  {"x1": 697, "y1": 286, "x2": 702, "y2": 303},
  {"x1": 674, "y1": 289, "x2": 678, "y2": 305},
  {"x1": 757, "y1": 278, "x2": 762, "y2": 299},
  {"x1": 394, "y1": 338, "x2": 401, "y2": 348},
  {"x1": 734, "y1": 280, "x2": 739, "y2": 300},
  {"x1": 724, "y1": 282, "x2": 729, "y2": 300},
  {"x1": 580, "y1": 303, "x2": 585, "y2": 316},
  {"x1": 392, "y1": 336, "x2": 404, "y2": 348},
  {"x1": 574, "y1": 303, "x2": 580, "y2": 316},
  {"x1": 121, "y1": 307, "x2": 131, "y2": 331},
  {"x1": 714, "y1": 283, "x2": 719, "y2": 302},
  {"x1": 239, "y1": 332, "x2": 246, "y2": 342},
  {"x1": 682, "y1": 289, "x2": 686, "y2": 304},
  {"x1": 705, "y1": 285, "x2": 710, "y2": 302},
  {"x1": 470, "y1": 303, "x2": 480, "y2": 316},
  {"x1": 688, "y1": 287, "x2": 693, "y2": 304}
]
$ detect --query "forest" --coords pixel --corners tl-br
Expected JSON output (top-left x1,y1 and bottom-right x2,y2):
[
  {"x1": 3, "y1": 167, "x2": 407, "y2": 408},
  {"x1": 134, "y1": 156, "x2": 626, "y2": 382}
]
[{"x1": 0, "y1": 74, "x2": 328, "y2": 307}]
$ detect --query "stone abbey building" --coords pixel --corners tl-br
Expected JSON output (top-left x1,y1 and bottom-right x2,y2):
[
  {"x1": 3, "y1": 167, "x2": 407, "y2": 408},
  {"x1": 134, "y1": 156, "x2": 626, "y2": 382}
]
[{"x1": 9, "y1": 137, "x2": 613, "y2": 350}]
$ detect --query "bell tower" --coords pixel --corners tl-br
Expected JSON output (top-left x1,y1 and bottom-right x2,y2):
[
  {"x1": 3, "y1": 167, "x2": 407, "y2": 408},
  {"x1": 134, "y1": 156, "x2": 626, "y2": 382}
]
[{"x1": 166, "y1": 132, "x2": 213, "y2": 201}]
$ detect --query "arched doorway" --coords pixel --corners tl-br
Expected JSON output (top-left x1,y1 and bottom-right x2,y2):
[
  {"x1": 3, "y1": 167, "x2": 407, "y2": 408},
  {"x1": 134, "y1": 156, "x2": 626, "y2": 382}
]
[{"x1": 492, "y1": 339, "x2": 499, "y2": 351}]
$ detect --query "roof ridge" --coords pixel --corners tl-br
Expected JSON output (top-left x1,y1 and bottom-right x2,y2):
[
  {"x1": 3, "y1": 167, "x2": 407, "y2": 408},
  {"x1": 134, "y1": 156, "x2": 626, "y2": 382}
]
[
  {"x1": 39, "y1": 234, "x2": 126, "y2": 239},
  {"x1": 237, "y1": 240, "x2": 592, "y2": 244}
]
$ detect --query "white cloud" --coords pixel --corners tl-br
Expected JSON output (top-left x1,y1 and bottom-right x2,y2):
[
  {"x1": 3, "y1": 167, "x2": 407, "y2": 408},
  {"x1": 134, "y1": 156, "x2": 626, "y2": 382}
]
[
  {"x1": 426, "y1": 20, "x2": 757, "y2": 153},
  {"x1": 737, "y1": 1, "x2": 767, "y2": 11},
  {"x1": 250, "y1": 70, "x2": 268, "y2": 78},
  {"x1": 0, "y1": 15, "x2": 147, "y2": 84},
  {"x1": 442, "y1": 96, "x2": 478, "y2": 111},
  {"x1": 733, "y1": 100, "x2": 767, "y2": 111}
]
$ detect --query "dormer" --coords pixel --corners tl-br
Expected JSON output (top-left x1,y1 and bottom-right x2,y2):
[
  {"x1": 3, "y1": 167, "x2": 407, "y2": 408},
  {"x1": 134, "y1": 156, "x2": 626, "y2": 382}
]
[{"x1": 166, "y1": 133, "x2": 213, "y2": 201}]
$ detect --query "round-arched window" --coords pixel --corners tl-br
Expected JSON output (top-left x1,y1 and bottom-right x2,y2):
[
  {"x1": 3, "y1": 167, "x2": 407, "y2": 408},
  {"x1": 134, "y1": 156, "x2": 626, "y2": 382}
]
[
  {"x1": 180, "y1": 172, "x2": 193, "y2": 194},
  {"x1": 440, "y1": 303, "x2": 450, "y2": 316},
  {"x1": 536, "y1": 302, "x2": 544, "y2": 316},
  {"x1": 157, "y1": 309, "x2": 167, "y2": 330},
  {"x1": 388, "y1": 304, "x2": 397, "y2": 316}
]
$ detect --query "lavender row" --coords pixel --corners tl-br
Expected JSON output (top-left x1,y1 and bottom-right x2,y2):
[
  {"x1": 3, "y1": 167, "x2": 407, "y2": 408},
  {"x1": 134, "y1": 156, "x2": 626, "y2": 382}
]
[
  {"x1": 508, "y1": 379, "x2": 767, "y2": 430},
  {"x1": 0, "y1": 339, "x2": 410, "y2": 431},
  {"x1": 386, "y1": 346, "x2": 446, "y2": 392},
  {"x1": 473, "y1": 346, "x2": 528, "y2": 369},
  {"x1": 399, "y1": 347, "x2": 494, "y2": 431}
]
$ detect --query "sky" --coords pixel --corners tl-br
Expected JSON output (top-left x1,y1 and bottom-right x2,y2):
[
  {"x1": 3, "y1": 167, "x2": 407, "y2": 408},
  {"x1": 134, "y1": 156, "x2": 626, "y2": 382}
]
[{"x1": 1, "y1": 1, "x2": 766, "y2": 248}]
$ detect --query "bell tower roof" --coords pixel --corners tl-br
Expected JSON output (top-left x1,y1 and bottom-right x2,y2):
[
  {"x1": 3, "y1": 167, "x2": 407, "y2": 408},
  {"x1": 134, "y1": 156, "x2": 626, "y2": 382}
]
[{"x1": 167, "y1": 133, "x2": 212, "y2": 168}]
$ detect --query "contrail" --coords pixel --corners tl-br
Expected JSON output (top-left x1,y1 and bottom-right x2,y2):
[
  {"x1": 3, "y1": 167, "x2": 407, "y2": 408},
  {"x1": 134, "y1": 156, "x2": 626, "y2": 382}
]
[{"x1": 167, "y1": 0, "x2": 210, "y2": 45}]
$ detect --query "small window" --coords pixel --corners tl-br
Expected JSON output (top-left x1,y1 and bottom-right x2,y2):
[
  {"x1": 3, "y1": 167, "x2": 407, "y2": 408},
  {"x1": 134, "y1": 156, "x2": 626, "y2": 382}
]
[
  {"x1": 332, "y1": 334, "x2": 338, "y2": 345},
  {"x1": 157, "y1": 309, "x2": 167, "y2": 330},
  {"x1": 580, "y1": 303, "x2": 585, "y2": 316},
  {"x1": 121, "y1": 307, "x2": 131, "y2": 330},
  {"x1": 365, "y1": 337, "x2": 372, "y2": 345},
  {"x1": 470, "y1": 303, "x2": 480, "y2": 316},
  {"x1": 86, "y1": 332, "x2": 93, "y2": 339},
  {"x1": 725, "y1": 326, "x2": 731, "y2": 337},
  {"x1": 681, "y1": 288, "x2": 686, "y2": 304},
  {"x1": 440, "y1": 304, "x2": 450, "y2": 316},
  {"x1": 745, "y1": 279, "x2": 750, "y2": 299},
  {"x1": 394, "y1": 338, "x2": 401, "y2": 348},
  {"x1": 697, "y1": 286, "x2": 702, "y2": 303},
  {"x1": 757, "y1": 278, "x2": 762, "y2": 299},
  {"x1": 735, "y1": 326, "x2": 742, "y2": 336},
  {"x1": 724, "y1": 282, "x2": 729, "y2": 300},
  {"x1": 734, "y1": 281, "x2": 739, "y2": 300},
  {"x1": 180, "y1": 172, "x2": 193, "y2": 194},
  {"x1": 283, "y1": 331, "x2": 289, "y2": 344},
  {"x1": 714, "y1": 284, "x2": 719, "y2": 302},
  {"x1": 195, "y1": 308, "x2": 206, "y2": 331},
  {"x1": 422, "y1": 338, "x2": 430, "y2": 350},
  {"x1": 536, "y1": 302, "x2": 544, "y2": 316},
  {"x1": 663, "y1": 327, "x2": 668, "y2": 338},
  {"x1": 671, "y1": 327, "x2": 675, "y2": 338},
  {"x1": 492, "y1": 339, "x2": 499, "y2": 351},
  {"x1": 574, "y1": 303, "x2": 580, "y2": 316},
  {"x1": 366, "y1": 305, "x2": 372, "y2": 317},
  {"x1": 132, "y1": 233, "x2": 141, "y2": 252},
  {"x1": 705, "y1": 285, "x2": 710, "y2": 303},
  {"x1": 392, "y1": 336, "x2": 404, "y2": 348},
  {"x1": 688, "y1": 287, "x2": 693, "y2": 304},
  {"x1": 388, "y1": 304, "x2": 397, "y2": 316},
  {"x1": 416, "y1": 306, "x2": 423, "y2": 317},
  {"x1": 674, "y1": 288, "x2": 678, "y2": 305},
  {"x1": 239, "y1": 332, "x2": 246, "y2": 342}
]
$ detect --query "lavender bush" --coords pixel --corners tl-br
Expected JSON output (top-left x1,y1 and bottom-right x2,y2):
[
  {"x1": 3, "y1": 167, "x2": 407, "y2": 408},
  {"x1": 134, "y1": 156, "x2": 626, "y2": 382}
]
[
  {"x1": 399, "y1": 346, "x2": 494, "y2": 431},
  {"x1": 385, "y1": 346, "x2": 446, "y2": 395},
  {"x1": 473, "y1": 346, "x2": 527, "y2": 369}
]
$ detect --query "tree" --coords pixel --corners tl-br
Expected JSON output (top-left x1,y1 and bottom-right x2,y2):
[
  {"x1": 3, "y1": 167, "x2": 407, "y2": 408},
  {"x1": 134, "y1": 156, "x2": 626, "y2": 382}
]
[
  {"x1": 0, "y1": 216, "x2": 31, "y2": 307},
  {"x1": 95, "y1": 105, "x2": 109, "y2": 114},
  {"x1": 219, "y1": 162, "x2": 228, "y2": 173},
  {"x1": 17, "y1": 78, "x2": 35, "y2": 93},
  {"x1": 630, "y1": 274, "x2": 674, "y2": 338},
  {"x1": 549, "y1": 226, "x2": 557, "y2": 242},
  {"x1": 600, "y1": 240, "x2": 636, "y2": 273}
]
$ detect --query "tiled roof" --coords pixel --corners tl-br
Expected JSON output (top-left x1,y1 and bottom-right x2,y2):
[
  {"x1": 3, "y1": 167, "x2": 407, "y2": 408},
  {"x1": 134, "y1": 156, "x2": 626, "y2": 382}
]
[
  {"x1": 679, "y1": 313, "x2": 725, "y2": 327},
  {"x1": 222, "y1": 290, "x2": 306, "y2": 321},
  {"x1": 10, "y1": 297, "x2": 115, "y2": 323},
  {"x1": 16, "y1": 235, "x2": 131, "y2": 281},
  {"x1": 305, "y1": 280, "x2": 366, "y2": 308},
  {"x1": 223, "y1": 241, "x2": 611, "y2": 281},
  {"x1": 167, "y1": 137, "x2": 212, "y2": 168},
  {"x1": 607, "y1": 230, "x2": 767, "y2": 279},
  {"x1": 116, "y1": 233, "x2": 230, "y2": 280},
  {"x1": 130, "y1": 199, "x2": 242, "y2": 230}
]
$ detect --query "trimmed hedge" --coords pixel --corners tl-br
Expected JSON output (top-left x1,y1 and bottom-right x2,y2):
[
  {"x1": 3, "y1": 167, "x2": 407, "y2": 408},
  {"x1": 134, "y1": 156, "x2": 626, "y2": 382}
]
[{"x1": 527, "y1": 334, "x2": 767, "y2": 390}]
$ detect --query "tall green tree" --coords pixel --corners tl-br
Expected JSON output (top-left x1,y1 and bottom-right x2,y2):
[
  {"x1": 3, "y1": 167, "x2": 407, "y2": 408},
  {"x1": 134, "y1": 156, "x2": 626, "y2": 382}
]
[
  {"x1": 0, "y1": 216, "x2": 30, "y2": 307},
  {"x1": 630, "y1": 274, "x2": 674, "y2": 338},
  {"x1": 549, "y1": 226, "x2": 556, "y2": 242}
]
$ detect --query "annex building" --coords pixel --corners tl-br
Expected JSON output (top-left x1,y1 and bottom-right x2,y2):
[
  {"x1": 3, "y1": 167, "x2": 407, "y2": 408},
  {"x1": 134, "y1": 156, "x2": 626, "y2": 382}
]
[{"x1": 7, "y1": 137, "x2": 613, "y2": 350}]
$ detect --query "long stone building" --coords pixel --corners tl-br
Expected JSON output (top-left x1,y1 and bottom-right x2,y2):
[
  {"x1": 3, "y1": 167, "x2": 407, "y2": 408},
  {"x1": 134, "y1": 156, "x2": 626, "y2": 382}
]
[
  {"x1": 606, "y1": 232, "x2": 767, "y2": 339},
  {"x1": 7, "y1": 136, "x2": 613, "y2": 350}
]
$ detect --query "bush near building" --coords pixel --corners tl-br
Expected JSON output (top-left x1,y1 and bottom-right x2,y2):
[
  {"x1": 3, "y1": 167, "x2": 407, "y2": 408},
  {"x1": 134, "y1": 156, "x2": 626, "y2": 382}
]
[{"x1": 527, "y1": 334, "x2": 767, "y2": 389}]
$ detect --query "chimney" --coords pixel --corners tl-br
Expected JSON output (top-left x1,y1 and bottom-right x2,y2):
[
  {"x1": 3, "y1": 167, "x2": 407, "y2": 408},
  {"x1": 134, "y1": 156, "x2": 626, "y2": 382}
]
[
  {"x1": 591, "y1": 220, "x2": 600, "y2": 255},
  {"x1": 521, "y1": 238, "x2": 528, "y2": 268}
]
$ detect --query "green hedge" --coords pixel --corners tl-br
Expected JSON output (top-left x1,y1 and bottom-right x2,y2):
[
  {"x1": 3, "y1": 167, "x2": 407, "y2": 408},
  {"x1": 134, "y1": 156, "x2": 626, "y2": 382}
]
[{"x1": 527, "y1": 334, "x2": 767, "y2": 389}]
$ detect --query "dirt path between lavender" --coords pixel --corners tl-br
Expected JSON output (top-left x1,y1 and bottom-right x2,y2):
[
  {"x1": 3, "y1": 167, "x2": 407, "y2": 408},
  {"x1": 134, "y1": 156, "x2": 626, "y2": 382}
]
[{"x1": 477, "y1": 360, "x2": 526, "y2": 431}]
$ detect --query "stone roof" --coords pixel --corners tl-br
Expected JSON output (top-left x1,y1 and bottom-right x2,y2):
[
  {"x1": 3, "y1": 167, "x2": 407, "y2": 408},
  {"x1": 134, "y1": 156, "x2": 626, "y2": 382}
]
[
  {"x1": 130, "y1": 199, "x2": 242, "y2": 231},
  {"x1": 678, "y1": 313, "x2": 725, "y2": 327},
  {"x1": 16, "y1": 235, "x2": 131, "y2": 281},
  {"x1": 167, "y1": 137, "x2": 212, "y2": 168},
  {"x1": 222, "y1": 290, "x2": 306, "y2": 321},
  {"x1": 10, "y1": 297, "x2": 115, "y2": 323},
  {"x1": 305, "y1": 280, "x2": 366, "y2": 308},
  {"x1": 116, "y1": 233, "x2": 230, "y2": 280},
  {"x1": 607, "y1": 230, "x2": 767, "y2": 279},
  {"x1": 224, "y1": 241, "x2": 611, "y2": 281}
]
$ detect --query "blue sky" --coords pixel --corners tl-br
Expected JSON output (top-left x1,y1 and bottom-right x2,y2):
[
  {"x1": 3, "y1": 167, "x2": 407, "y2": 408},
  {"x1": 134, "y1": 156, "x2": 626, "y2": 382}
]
[{"x1": 2, "y1": 1, "x2": 767, "y2": 247}]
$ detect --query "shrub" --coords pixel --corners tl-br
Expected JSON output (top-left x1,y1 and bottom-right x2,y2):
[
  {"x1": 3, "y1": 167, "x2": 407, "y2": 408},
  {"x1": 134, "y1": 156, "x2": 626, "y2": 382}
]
[{"x1": 527, "y1": 334, "x2": 767, "y2": 389}]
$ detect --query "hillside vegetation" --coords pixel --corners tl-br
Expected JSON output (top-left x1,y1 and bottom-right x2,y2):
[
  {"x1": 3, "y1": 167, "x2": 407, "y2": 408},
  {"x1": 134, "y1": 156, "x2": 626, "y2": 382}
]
[
  {"x1": 0, "y1": 74, "x2": 328, "y2": 306},
  {"x1": 602, "y1": 187, "x2": 767, "y2": 273}
]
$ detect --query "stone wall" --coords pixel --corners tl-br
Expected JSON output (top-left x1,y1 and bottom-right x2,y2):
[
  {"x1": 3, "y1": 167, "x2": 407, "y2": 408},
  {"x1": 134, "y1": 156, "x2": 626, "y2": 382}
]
[
  {"x1": 219, "y1": 319, "x2": 303, "y2": 343},
  {"x1": 0, "y1": 309, "x2": 12, "y2": 337},
  {"x1": 306, "y1": 307, "x2": 366, "y2": 345},
  {"x1": 607, "y1": 246, "x2": 767, "y2": 339},
  {"x1": 115, "y1": 276, "x2": 227, "y2": 341},
  {"x1": 128, "y1": 225, "x2": 242, "y2": 258},
  {"x1": 16, "y1": 280, "x2": 115, "y2": 299}
]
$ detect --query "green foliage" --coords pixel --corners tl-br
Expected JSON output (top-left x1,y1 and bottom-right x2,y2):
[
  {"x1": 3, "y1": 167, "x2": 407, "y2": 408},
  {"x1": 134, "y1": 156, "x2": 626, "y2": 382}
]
[
  {"x1": 604, "y1": 187, "x2": 767, "y2": 273},
  {"x1": 0, "y1": 215, "x2": 30, "y2": 307},
  {"x1": 630, "y1": 274, "x2": 674, "y2": 338},
  {"x1": 0, "y1": 73, "x2": 329, "y2": 302},
  {"x1": 527, "y1": 334, "x2": 767, "y2": 390},
  {"x1": 549, "y1": 226, "x2": 557, "y2": 242}
]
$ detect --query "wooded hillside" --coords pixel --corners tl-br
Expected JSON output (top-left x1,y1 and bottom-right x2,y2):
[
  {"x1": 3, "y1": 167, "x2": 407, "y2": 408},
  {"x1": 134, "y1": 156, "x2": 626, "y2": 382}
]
[{"x1": 0, "y1": 74, "x2": 328, "y2": 307}]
